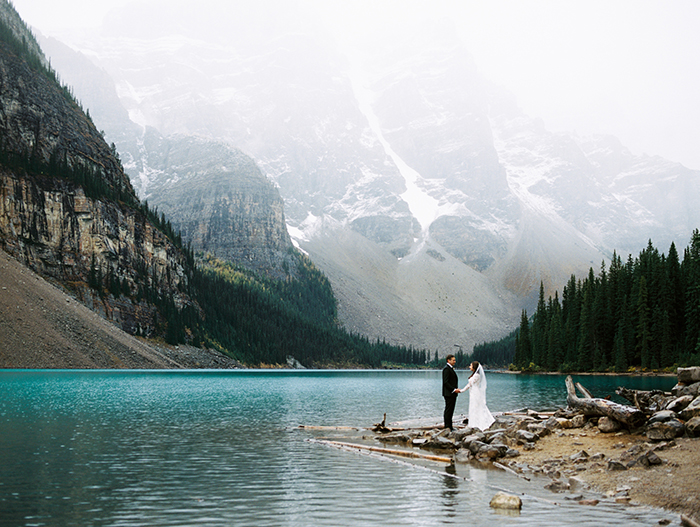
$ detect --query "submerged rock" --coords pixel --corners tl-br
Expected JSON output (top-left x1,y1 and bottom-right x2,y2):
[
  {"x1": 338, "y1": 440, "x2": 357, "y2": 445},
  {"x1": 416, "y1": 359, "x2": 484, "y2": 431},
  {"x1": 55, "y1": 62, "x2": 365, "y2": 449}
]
[{"x1": 489, "y1": 492, "x2": 522, "y2": 510}]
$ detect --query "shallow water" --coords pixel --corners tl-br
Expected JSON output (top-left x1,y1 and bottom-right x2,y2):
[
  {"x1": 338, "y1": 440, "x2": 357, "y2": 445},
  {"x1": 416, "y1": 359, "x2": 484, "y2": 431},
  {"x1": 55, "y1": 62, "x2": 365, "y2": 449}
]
[{"x1": 0, "y1": 370, "x2": 678, "y2": 526}]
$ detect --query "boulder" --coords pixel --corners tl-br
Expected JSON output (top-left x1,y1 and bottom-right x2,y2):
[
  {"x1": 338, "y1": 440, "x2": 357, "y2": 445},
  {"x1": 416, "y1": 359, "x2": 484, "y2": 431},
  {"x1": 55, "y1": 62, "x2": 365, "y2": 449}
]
[
  {"x1": 457, "y1": 433, "x2": 485, "y2": 447},
  {"x1": 527, "y1": 423, "x2": 552, "y2": 438},
  {"x1": 665, "y1": 395, "x2": 695, "y2": 413},
  {"x1": 646, "y1": 419, "x2": 685, "y2": 441},
  {"x1": 468, "y1": 440, "x2": 488, "y2": 455},
  {"x1": 454, "y1": 428, "x2": 482, "y2": 442},
  {"x1": 477, "y1": 444, "x2": 507, "y2": 459},
  {"x1": 647, "y1": 410, "x2": 679, "y2": 425},
  {"x1": 673, "y1": 381, "x2": 700, "y2": 397},
  {"x1": 679, "y1": 396, "x2": 700, "y2": 420},
  {"x1": 376, "y1": 432, "x2": 414, "y2": 443},
  {"x1": 544, "y1": 417, "x2": 563, "y2": 430},
  {"x1": 677, "y1": 367, "x2": 700, "y2": 384},
  {"x1": 487, "y1": 432, "x2": 509, "y2": 445},
  {"x1": 514, "y1": 430, "x2": 537, "y2": 444},
  {"x1": 489, "y1": 492, "x2": 522, "y2": 510},
  {"x1": 570, "y1": 414, "x2": 586, "y2": 428},
  {"x1": 430, "y1": 436, "x2": 458, "y2": 450},
  {"x1": 598, "y1": 416, "x2": 622, "y2": 433},
  {"x1": 686, "y1": 416, "x2": 700, "y2": 438}
]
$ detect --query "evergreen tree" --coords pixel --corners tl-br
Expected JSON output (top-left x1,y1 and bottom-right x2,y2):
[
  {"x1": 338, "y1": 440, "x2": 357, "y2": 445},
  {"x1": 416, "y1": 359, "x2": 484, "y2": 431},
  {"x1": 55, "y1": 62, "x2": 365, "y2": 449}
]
[
  {"x1": 636, "y1": 275, "x2": 651, "y2": 369},
  {"x1": 531, "y1": 282, "x2": 547, "y2": 367},
  {"x1": 514, "y1": 309, "x2": 531, "y2": 368},
  {"x1": 546, "y1": 292, "x2": 564, "y2": 370},
  {"x1": 577, "y1": 282, "x2": 595, "y2": 371}
]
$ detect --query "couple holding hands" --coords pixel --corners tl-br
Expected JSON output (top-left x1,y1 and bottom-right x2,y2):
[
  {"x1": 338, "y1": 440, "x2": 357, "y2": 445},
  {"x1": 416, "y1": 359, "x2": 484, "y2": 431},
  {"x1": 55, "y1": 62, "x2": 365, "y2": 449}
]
[{"x1": 442, "y1": 355, "x2": 494, "y2": 432}]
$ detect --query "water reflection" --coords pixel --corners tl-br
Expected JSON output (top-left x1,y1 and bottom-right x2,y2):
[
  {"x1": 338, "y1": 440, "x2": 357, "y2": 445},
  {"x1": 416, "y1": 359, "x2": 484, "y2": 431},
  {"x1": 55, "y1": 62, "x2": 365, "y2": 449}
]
[{"x1": 441, "y1": 463, "x2": 460, "y2": 519}]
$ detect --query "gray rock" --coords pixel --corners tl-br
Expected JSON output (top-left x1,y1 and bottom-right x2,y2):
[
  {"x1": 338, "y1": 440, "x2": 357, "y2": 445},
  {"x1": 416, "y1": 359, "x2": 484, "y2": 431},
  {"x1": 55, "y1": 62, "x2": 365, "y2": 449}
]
[
  {"x1": 679, "y1": 396, "x2": 700, "y2": 420},
  {"x1": 423, "y1": 435, "x2": 457, "y2": 450},
  {"x1": 477, "y1": 444, "x2": 507, "y2": 459},
  {"x1": 645, "y1": 450, "x2": 663, "y2": 466},
  {"x1": 607, "y1": 460, "x2": 628, "y2": 471},
  {"x1": 487, "y1": 432, "x2": 509, "y2": 445},
  {"x1": 647, "y1": 410, "x2": 679, "y2": 425},
  {"x1": 570, "y1": 450, "x2": 589, "y2": 463},
  {"x1": 515, "y1": 430, "x2": 537, "y2": 443},
  {"x1": 664, "y1": 395, "x2": 695, "y2": 413},
  {"x1": 545, "y1": 480, "x2": 570, "y2": 492},
  {"x1": 646, "y1": 419, "x2": 685, "y2": 441},
  {"x1": 454, "y1": 428, "x2": 482, "y2": 442},
  {"x1": 570, "y1": 415, "x2": 586, "y2": 428},
  {"x1": 468, "y1": 440, "x2": 488, "y2": 455},
  {"x1": 489, "y1": 492, "x2": 522, "y2": 510},
  {"x1": 685, "y1": 416, "x2": 700, "y2": 438},
  {"x1": 544, "y1": 417, "x2": 564, "y2": 430},
  {"x1": 677, "y1": 367, "x2": 700, "y2": 384},
  {"x1": 598, "y1": 416, "x2": 621, "y2": 433},
  {"x1": 458, "y1": 432, "x2": 485, "y2": 445},
  {"x1": 673, "y1": 382, "x2": 700, "y2": 397},
  {"x1": 527, "y1": 423, "x2": 551, "y2": 437}
]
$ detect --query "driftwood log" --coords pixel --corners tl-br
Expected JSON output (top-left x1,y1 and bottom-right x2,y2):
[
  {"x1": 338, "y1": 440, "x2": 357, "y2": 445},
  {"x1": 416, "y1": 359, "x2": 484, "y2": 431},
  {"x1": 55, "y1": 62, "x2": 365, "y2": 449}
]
[
  {"x1": 565, "y1": 375, "x2": 646, "y2": 428},
  {"x1": 615, "y1": 386, "x2": 671, "y2": 413}
]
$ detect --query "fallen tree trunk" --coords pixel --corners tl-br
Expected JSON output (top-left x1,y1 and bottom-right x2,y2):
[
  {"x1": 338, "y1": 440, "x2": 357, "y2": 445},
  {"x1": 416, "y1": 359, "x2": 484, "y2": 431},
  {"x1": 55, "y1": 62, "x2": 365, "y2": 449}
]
[
  {"x1": 309, "y1": 438, "x2": 453, "y2": 463},
  {"x1": 565, "y1": 375, "x2": 646, "y2": 428},
  {"x1": 615, "y1": 386, "x2": 671, "y2": 412}
]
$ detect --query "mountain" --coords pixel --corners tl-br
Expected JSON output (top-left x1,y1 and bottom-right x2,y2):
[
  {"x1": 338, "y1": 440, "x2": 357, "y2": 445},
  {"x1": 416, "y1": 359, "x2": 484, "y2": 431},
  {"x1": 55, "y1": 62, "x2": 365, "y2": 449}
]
[
  {"x1": 38, "y1": 2, "x2": 700, "y2": 355},
  {"x1": 0, "y1": 0, "x2": 203, "y2": 350}
]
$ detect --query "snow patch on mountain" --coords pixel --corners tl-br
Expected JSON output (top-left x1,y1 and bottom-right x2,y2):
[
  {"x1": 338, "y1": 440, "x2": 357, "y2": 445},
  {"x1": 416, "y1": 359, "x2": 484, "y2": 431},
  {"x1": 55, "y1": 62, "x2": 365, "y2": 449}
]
[{"x1": 347, "y1": 67, "x2": 439, "y2": 235}]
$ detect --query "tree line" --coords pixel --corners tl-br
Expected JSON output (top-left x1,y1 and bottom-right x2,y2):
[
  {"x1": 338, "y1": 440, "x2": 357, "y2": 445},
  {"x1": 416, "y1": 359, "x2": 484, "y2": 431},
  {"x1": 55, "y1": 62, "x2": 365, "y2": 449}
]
[{"x1": 507, "y1": 233, "x2": 700, "y2": 372}]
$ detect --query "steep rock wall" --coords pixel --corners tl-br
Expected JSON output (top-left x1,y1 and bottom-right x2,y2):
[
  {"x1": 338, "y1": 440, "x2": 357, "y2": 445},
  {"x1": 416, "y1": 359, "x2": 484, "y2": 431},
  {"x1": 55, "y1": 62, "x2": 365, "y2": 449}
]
[
  {"x1": 0, "y1": 4, "x2": 192, "y2": 337},
  {"x1": 0, "y1": 168, "x2": 190, "y2": 335}
]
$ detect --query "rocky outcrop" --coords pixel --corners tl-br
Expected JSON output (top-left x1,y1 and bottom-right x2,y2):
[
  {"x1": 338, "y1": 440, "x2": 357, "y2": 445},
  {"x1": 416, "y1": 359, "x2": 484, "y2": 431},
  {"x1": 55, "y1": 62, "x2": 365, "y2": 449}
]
[
  {"x1": 0, "y1": 168, "x2": 191, "y2": 335},
  {"x1": 0, "y1": 4, "x2": 192, "y2": 336},
  {"x1": 136, "y1": 133, "x2": 298, "y2": 280}
]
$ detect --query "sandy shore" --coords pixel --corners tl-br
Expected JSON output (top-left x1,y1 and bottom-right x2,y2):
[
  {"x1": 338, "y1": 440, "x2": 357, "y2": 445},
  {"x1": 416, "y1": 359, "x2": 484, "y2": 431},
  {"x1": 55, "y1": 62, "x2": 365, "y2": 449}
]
[{"x1": 505, "y1": 422, "x2": 700, "y2": 523}]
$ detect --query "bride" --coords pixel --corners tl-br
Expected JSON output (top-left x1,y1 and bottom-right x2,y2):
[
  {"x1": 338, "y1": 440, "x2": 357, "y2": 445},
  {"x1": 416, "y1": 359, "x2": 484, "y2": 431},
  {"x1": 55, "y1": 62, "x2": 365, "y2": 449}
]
[{"x1": 458, "y1": 361, "x2": 495, "y2": 431}]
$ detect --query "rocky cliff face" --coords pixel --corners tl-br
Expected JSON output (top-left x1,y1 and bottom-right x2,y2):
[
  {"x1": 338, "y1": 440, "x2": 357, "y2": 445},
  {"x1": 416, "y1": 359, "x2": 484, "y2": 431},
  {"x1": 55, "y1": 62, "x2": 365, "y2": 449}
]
[
  {"x1": 0, "y1": 3, "x2": 191, "y2": 337},
  {"x1": 37, "y1": 34, "x2": 301, "y2": 281},
  {"x1": 135, "y1": 133, "x2": 297, "y2": 280}
]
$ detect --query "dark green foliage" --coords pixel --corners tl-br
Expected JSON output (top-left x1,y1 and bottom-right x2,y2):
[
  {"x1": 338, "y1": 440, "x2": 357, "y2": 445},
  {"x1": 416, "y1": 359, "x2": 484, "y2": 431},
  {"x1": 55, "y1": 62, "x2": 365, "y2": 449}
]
[
  {"x1": 190, "y1": 255, "x2": 429, "y2": 367},
  {"x1": 493, "y1": 234, "x2": 700, "y2": 372},
  {"x1": 0, "y1": 12, "x2": 90, "y2": 113},
  {"x1": 473, "y1": 331, "x2": 516, "y2": 368}
]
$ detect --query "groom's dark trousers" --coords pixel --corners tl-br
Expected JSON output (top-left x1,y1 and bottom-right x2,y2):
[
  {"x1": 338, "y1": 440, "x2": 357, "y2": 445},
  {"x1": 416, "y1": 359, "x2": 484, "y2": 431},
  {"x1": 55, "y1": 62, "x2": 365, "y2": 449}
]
[{"x1": 442, "y1": 364, "x2": 458, "y2": 430}]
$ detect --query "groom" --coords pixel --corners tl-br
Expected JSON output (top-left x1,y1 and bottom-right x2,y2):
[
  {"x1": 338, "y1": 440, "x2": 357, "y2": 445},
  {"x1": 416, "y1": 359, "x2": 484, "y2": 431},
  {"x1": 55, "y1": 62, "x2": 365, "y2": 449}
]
[{"x1": 442, "y1": 354, "x2": 459, "y2": 431}]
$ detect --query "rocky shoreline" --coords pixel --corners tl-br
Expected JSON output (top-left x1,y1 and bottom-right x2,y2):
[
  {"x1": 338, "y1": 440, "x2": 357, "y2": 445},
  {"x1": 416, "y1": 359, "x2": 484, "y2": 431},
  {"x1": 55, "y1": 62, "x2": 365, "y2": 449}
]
[{"x1": 368, "y1": 367, "x2": 700, "y2": 524}]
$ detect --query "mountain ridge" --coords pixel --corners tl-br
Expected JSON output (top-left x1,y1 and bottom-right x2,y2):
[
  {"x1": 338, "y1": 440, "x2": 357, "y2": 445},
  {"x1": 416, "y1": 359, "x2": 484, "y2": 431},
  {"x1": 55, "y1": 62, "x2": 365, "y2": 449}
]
[{"x1": 36, "y1": 3, "x2": 700, "y2": 354}]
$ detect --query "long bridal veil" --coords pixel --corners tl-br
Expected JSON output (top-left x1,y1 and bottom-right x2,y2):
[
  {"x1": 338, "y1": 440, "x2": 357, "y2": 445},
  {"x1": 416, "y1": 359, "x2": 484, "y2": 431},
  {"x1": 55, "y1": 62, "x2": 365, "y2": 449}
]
[{"x1": 469, "y1": 364, "x2": 494, "y2": 431}]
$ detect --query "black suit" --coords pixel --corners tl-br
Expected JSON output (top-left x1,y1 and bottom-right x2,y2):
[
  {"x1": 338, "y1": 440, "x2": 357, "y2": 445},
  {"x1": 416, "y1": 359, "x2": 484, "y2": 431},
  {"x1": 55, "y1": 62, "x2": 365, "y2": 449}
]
[{"x1": 442, "y1": 363, "x2": 459, "y2": 430}]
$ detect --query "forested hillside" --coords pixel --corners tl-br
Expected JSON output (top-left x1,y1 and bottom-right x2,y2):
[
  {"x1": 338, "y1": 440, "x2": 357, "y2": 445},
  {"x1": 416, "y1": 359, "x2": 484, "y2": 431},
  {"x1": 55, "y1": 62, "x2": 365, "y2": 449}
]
[{"x1": 477, "y1": 231, "x2": 700, "y2": 371}]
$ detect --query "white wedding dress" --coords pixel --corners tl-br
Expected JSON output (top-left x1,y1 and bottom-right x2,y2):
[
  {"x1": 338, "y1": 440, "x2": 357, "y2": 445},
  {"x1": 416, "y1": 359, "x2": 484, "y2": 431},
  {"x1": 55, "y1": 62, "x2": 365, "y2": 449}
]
[{"x1": 462, "y1": 365, "x2": 495, "y2": 431}]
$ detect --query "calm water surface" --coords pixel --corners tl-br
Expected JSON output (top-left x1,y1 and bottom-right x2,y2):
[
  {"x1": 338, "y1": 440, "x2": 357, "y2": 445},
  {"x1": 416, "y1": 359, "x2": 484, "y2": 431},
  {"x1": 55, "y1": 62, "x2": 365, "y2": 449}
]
[{"x1": 0, "y1": 370, "x2": 678, "y2": 526}]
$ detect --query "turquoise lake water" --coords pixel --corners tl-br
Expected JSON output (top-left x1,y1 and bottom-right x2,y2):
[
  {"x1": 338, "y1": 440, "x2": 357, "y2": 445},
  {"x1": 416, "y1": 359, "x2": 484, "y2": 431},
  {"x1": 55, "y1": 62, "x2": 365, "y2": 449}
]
[{"x1": 0, "y1": 370, "x2": 678, "y2": 526}]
